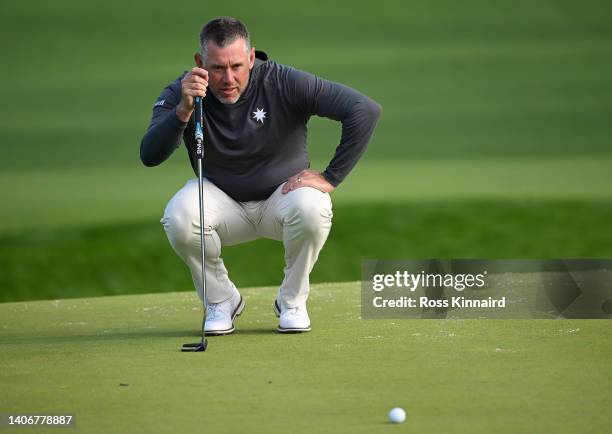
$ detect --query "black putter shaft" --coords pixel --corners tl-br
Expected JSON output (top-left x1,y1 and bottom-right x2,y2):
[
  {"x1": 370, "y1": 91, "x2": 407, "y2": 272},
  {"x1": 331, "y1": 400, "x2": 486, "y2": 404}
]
[{"x1": 182, "y1": 95, "x2": 208, "y2": 352}]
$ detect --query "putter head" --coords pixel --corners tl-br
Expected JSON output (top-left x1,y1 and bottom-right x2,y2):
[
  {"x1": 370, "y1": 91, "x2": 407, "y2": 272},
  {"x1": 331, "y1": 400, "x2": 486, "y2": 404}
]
[{"x1": 181, "y1": 339, "x2": 208, "y2": 352}]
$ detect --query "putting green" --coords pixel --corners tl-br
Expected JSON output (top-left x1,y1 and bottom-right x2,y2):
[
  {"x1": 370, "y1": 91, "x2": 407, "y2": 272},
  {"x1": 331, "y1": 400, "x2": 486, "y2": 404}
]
[{"x1": 1, "y1": 282, "x2": 610, "y2": 433}]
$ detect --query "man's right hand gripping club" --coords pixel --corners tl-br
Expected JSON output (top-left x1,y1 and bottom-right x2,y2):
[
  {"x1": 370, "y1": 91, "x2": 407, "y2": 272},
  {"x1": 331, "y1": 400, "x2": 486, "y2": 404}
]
[{"x1": 176, "y1": 67, "x2": 209, "y2": 123}]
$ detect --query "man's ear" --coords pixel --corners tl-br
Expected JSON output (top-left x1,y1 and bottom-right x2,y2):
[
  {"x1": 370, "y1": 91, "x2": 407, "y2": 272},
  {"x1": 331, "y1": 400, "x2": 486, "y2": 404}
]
[
  {"x1": 194, "y1": 52, "x2": 204, "y2": 68},
  {"x1": 249, "y1": 47, "x2": 255, "y2": 70}
]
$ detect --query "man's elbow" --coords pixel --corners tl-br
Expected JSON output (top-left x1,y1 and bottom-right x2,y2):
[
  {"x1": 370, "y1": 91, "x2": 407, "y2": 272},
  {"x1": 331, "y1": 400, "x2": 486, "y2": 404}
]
[
  {"x1": 354, "y1": 97, "x2": 382, "y2": 124},
  {"x1": 140, "y1": 141, "x2": 160, "y2": 167},
  {"x1": 367, "y1": 98, "x2": 382, "y2": 121},
  {"x1": 141, "y1": 156, "x2": 159, "y2": 167}
]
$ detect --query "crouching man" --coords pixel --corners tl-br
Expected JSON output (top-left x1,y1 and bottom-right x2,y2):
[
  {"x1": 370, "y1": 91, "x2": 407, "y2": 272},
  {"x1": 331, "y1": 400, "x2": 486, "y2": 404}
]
[{"x1": 140, "y1": 17, "x2": 381, "y2": 334}]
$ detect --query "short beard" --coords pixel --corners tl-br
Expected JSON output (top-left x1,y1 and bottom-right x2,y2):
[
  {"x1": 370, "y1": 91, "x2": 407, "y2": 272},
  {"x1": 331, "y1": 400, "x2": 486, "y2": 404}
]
[
  {"x1": 211, "y1": 75, "x2": 249, "y2": 105},
  {"x1": 215, "y1": 92, "x2": 241, "y2": 105}
]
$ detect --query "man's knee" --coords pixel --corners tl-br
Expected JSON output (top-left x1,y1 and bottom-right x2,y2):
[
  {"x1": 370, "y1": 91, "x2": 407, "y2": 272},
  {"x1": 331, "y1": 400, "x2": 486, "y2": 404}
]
[
  {"x1": 284, "y1": 188, "x2": 333, "y2": 236},
  {"x1": 161, "y1": 205, "x2": 194, "y2": 250},
  {"x1": 161, "y1": 182, "x2": 198, "y2": 248},
  {"x1": 161, "y1": 207, "x2": 222, "y2": 260}
]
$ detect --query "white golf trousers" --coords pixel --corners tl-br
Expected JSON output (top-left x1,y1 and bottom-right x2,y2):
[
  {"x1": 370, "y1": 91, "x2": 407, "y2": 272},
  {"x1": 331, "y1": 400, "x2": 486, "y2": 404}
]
[{"x1": 160, "y1": 178, "x2": 333, "y2": 309}]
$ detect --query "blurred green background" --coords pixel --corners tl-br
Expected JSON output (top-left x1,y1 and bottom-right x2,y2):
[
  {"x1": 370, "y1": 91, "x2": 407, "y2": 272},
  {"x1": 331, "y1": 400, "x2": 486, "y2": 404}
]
[{"x1": 1, "y1": 0, "x2": 611, "y2": 302}]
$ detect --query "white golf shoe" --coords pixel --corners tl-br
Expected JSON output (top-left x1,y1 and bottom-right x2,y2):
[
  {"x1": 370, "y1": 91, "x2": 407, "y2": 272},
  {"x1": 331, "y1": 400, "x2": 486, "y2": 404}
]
[
  {"x1": 204, "y1": 289, "x2": 245, "y2": 336},
  {"x1": 275, "y1": 300, "x2": 311, "y2": 333}
]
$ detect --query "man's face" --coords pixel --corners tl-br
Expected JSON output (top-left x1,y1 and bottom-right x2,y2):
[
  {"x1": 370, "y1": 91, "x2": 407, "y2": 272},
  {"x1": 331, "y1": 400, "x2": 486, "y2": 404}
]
[{"x1": 197, "y1": 38, "x2": 255, "y2": 104}]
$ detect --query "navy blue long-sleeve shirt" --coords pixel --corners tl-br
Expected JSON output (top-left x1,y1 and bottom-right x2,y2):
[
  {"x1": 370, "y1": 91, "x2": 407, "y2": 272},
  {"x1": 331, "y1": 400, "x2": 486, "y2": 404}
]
[{"x1": 140, "y1": 51, "x2": 381, "y2": 202}]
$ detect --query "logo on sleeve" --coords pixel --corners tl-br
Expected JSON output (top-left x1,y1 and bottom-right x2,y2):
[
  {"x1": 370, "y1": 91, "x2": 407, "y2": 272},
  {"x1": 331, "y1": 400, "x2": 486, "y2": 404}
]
[
  {"x1": 252, "y1": 107, "x2": 267, "y2": 124},
  {"x1": 154, "y1": 99, "x2": 166, "y2": 108}
]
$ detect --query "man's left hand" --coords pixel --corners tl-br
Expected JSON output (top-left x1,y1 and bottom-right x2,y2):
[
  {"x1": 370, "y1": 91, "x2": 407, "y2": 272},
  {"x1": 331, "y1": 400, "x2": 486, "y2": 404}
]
[{"x1": 282, "y1": 169, "x2": 335, "y2": 194}]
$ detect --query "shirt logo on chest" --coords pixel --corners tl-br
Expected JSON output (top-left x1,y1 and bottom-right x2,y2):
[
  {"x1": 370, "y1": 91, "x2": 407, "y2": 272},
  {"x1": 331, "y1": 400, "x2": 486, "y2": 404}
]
[{"x1": 252, "y1": 107, "x2": 267, "y2": 124}]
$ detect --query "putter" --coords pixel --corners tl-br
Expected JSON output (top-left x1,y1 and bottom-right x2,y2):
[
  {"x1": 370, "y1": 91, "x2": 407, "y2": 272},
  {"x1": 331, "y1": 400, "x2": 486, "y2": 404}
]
[{"x1": 182, "y1": 95, "x2": 208, "y2": 353}]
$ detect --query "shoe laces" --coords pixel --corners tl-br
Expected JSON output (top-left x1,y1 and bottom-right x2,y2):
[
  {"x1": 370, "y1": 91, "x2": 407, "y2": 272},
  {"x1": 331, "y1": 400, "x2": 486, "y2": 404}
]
[{"x1": 206, "y1": 303, "x2": 219, "y2": 319}]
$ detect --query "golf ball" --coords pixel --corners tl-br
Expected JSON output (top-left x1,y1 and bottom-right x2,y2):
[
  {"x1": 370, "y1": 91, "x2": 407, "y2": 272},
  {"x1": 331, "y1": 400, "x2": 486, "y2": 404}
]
[{"x1": 388, "y1": 407, "x2": 406, "y2": 424}]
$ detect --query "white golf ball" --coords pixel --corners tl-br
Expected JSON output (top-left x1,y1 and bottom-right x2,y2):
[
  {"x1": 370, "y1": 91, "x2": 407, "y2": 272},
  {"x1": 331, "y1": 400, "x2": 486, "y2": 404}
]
[{"x1": 388, "y1": 407, "x2": 406, "y2": 424}]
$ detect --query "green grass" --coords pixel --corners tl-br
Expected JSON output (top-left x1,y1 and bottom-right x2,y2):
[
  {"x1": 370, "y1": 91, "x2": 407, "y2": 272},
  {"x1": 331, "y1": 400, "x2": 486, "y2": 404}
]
[
  {"x1": 3, "y1": 156, "x2": 611, "y2": 303},
  {"x1": 1, "y1": 1, "x2": 611, "y2": 302},
  {"x1": 2, "y1": 0, "x2": 612, "y2": 170},
  {"x1": 3, "y1": 199, "x2": 612, "y2": 303},
  {"x1": 1, "y1": 157, "x2": 612, "y2": 234},
  {"x1": 1, "y1": 1, "x2": 611, "y2": 431},
  {"x1": 1, "y1": 283, "x2": 610, "y2": 434}
]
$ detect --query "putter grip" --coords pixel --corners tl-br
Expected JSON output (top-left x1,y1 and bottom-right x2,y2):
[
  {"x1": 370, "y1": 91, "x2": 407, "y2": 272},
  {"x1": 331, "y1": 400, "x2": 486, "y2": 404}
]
[{"x1": 194, "y1": 96, "x2": 204, "y2": 157}]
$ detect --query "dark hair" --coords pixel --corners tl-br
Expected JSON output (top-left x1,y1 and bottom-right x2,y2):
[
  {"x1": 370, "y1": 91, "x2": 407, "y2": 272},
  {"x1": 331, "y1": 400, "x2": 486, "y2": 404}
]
[{"x1": 199, "y1": 17, "x2": 250, "y2": 59}]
